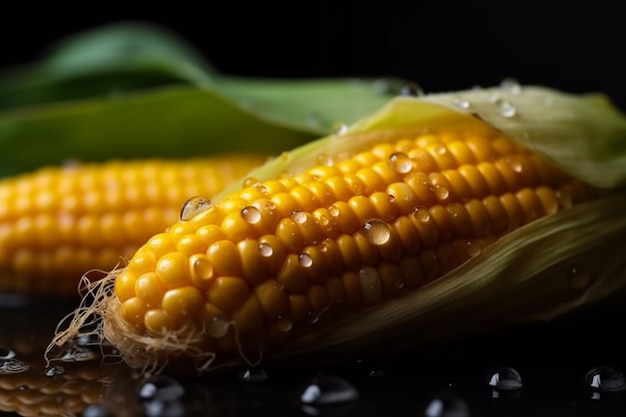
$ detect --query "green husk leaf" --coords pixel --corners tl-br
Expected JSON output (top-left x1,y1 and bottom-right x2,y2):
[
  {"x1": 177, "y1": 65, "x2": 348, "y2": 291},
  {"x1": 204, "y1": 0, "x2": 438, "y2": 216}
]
[{"x1": 0, "y1": 22, "x2": 404, "y2": 176}]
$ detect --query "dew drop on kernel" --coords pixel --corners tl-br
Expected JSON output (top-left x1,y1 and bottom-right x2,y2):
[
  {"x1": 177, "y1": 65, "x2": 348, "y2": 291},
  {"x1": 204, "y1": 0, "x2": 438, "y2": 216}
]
[
  {"x1": 276, "y1": 316, "x2": 293, "y2": 332},
  {"x1": 495, "y1": 98, "x2": 517, "y2": 118},
  {"x1": 192, "y1": 257, "x2": 214, "y2": 280},
  {"x1": 328, "y1": 205, "x2": 340, "y2": 217},
  {"x1": 332, "y1": 122, "x2": 349, "y2": 136},
  {"x1": 506, "y1": 156, "x2": 523, "y2": 173},
  {"x1": 179, "y1": 196, "x2": 213, "y2": 221},
  {"x1": 388, "y1": 152, "x2": 413, "y2": 174},
  {"x1": 399, "y1": 81, "x2": 425, "y2": 97},
  {"x1": 241, "y1": 206, "x2": 262, "y2": 224},
  {"x1": 207, "y1": 316, "x2": 230, "y2": 338},
  {"x1": 358, "y1": 266, "x2": 382, "y2": 304},
  {"x1": 292, "y1": 211, "x2": 308, "y2": 225},
  {"x1": 413, "y1": 207, "x2": 431, "y2": 223},
  {"x1": 585, "y1": 366, "x2": 626, "y2": 392},
  {"x1": 499, "y1": 77, "x2": 522, "y2": 94},
  {"x1": 361, "y1": 219, "x2": 391, "y2": 245},
  {"x1": 258, "y1": 242, "x2": 274, "y2": 257},
  {"x1": 485, "y1": 367, "x2": 523, "y2": 391},
  {"x1": 452, "y1": 97, "x2": 471, "y2": 109},
  {"x1": 299, "y1": 253, "x2": 313, "y2": 268},
  {"x1": 569, "y1": 266, "x2": 591, "y2": 289},
  {"x1": 435, "y1": 185, "x2": 450, "y2": 200}
]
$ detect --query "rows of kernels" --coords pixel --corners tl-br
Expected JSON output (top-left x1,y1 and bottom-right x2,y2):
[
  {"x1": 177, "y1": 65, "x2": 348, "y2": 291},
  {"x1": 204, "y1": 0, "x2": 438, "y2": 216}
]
[
  {"x1": 0, "y1": 157, "x2": 266, "y2": 295},
  {"x1": 116, "y1": 129, "x2": 594, "y2": 358}
]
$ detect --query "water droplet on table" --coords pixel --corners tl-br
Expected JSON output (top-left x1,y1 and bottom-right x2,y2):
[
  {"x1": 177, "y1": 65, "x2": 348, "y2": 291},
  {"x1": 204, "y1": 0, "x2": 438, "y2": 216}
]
[
  {"x1": 585, "y1": 366, "x2": 626, "y2": 392},
  {"x1": 0, "y1": 358, "x2": 29, "y2": 374},
  {"x1": 424, "y1": 393, "x2": 470, "y2": 417},
  {"x1": 237, "y1": 367, "x2": 269, "y2": 383},
  {"x1": 300, "y1": 375, "x2": 359, "y2": 405},
  {"x1": 486, "y1": 367, "x2": 524, "y2": 391},
  {"x1": 45, "y1": 365, "x2": 65, "y2": 377}
]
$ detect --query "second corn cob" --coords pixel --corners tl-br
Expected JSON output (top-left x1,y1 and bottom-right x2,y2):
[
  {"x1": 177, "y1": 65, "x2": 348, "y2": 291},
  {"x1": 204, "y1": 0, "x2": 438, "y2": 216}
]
[
  {"x1": 0, "y1": 155, "x2": 266, "y2": 297},
  {"x1": 50, "y1": 85, "x2": 626, "y2": 373}
]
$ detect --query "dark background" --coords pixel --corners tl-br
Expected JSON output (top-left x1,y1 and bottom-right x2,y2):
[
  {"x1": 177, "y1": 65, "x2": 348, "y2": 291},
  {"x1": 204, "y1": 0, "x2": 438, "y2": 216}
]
[{"x1": 1, "y1": 2, "x2": 625, "y2": 108}]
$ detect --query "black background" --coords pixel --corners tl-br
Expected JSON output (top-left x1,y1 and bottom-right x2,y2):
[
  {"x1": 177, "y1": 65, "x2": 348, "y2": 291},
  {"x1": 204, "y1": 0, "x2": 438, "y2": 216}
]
[{"x1": 1, "y1": 2, "x2": 625, "y2": 108}]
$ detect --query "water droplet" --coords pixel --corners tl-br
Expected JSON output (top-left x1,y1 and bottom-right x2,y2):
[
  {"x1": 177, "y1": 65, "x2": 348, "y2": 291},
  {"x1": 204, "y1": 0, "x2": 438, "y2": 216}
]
[
  {"x1": 399, "y1": 81, "x2": 425, "y2": 97},
  {"x1": 585, "y1": 366, "x2": 626, "y2": 392},
  {"x1": 495, "y1": 98, "x2": 517, "y2": 118},
  {"x1": 59, "y1": 346, "x2": 97, "y2": 362},
  {"x1": 394, "y1": 279, "x2": 405, "y2": 289},
  {"x1": 332, "y1": 122, "x2": 349, "y2": 136},
  {"x1": 276, "y1": 317, "x2": 293, "y2": 332},
  {"x1": 82, "y1": 404, "x2": 114, "y2": 417},
  {"x1": 361, "y1": 219, "x2": 391, "y2": 245},
  {"x1": 0, "y1": 358, "x2": 29, "y2": 374},
  {"x1": 0, "y1": 347, "x2": 16, "y2": 359},
  {"x1": 237, "y1": 367, "x2": 269, "y2": 383},
  {"x1": 241, "y1": 206, "x2": 262, "y2": 224},
  {"x1": 139, "y1": 375, "x2": 185, "y2": 401},
  {"x1": 388, "y1": 152, "x2": 414, "y2": 174},
  {"x1": 207, "y1": 316, "x2": 230, "y2": 338},
  {"x1": 413, "y1": 207, "x2": 431, "y2": 222},
  {"x1": 569, "y1": 266, "x2": 590, "y2": 289},
  {"x1": 434, "y1": 185, "x2": 450, "y2": 200},
  {"x1": 387, "y1": 195, "x2": 396, "y2": 203},
  {"x1": 424, "y1": 394, "x2": 470, "y2": 417},
  {"x1": 299, "y1": 253, "x2": 313, "y2": 268},
  {"x1": 452, "y1": 97, "x2": 471, "y2": 109},
  {"x1": 486, "y1": 367, "x2": 523, "y2": 391},
  {"x1": 258, "y1": 242, "x2": 274, "y2": 257},
  {"x1": 45, "y1": 365, "x2": 66, "y2": 377},
  {"x1": 75, "y1": 334, "x2": 102, "y2": 346},
  {"x1": 328, "y1": 205, "x2": 340, "y2": 217},
  {"x1": 179, "y1": 196, "x2": 213, "y2": 221},
  {"x1": 358, "y1": 266, "x2": 382, "y2": 304},
  {"x1": 300, "y1": 375, "x2": 359, "y2": 405},
  {"x1": 292, "y1": 211, "x2": 308, "y2": 225},
  {"x1": 506, "y1": 157, "x2": 523, "y2": 173},
  {"x1": 192, "y1": 256, "x2": 214, "y2": 280},
  {"x1": 500, "y1": 77, "x2": 522, "y2": 94},
  {"x1": 316, "y1": 153, "x2": 334, "y2": 167},
  {"x1": 243, "y1": 177, "x2": 260, "y2": 187}
]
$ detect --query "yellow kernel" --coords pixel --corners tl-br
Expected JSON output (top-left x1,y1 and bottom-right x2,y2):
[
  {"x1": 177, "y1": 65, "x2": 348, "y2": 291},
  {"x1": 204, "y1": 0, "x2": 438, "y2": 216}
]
[
  {"x1": 129, "y1": 251, "x2": 157, "y2": 275},
  {"x1": 115, "y1": 270, "x2": 137, "y2": 302},
  {"x1": 328, "y1": 201, "x2": 359, "y2": 234},
  {"x1": 342, "y1": 271, "x2": 362, "y2": 307},
  {"x1": 237, "y1": 239, "x2": 267, "y2": 285},
  {"x1": 277, "y1": 254, "x2": 309, "y2": 293},
  {"x1": 516, "y1": 187, "x2": 543, "y2": 224},
  {"x1": 307, "y1": 285, "x2": 331, "y2": 315},
  {"x1": 358, "y1": 266, "x2": 382, "y2": 305},
  {"x1": 335, "y1": 234, "x2": 360, "y2": 271},
  {"x1": 300, "y1": 245, "x2": 329, "y2": 284},
  {"x1": 135, "y1": 272, "x2": 165, "y2": 308},
  {"x1": 156, "y1": 252, "x2": 191, "y2": 289},
  {"x1": 258, "y1": 234, "x2": 287, "y2": 275},
  {"x1": 207, "y1": 276, "x2": 250, "y2": 311},
  {"x1": 325, "y1": 176, "x2": 354, "y2": 202},
  {"x1": 429, "y1": 205, "x2": 454, "y2": 240},
  {"x1": 144, "y1": 309, "x2": 177, "y2": 335},
  {"x1": 146, "y1": 233, "x2": 177, "y2": 259},
  {"x1": 231, "y1": 296, "x2": 264, "y2": 335},
  {"x1": 275, "y1": 218, "x2": 305, "y2": 253},
  {"x1": 222, "y1": 211, "x2": 257, "y2": 241},
  {"x1": 177, "y1": 234, "x2": 207, "y2": 256},
  {"x1": 254, "y1": 279, "x2": 289, "y2": 318},
  {"x1": 271, "y1": 192, "x2": 301, "y2": 218},
  {"x1": 500, "y1": 193, "x2": 524, "y2": 231},
  {"x1": 120, "y1": 297, "x2": 147, "y2": 331},
  {"x1": 162, "y1": 286, "x2": 204, "y2": 320},
  {"x1": 318, "y1": 238, "x2": 345, "y2": 276},
  {"x1": 387, "y1": 183, "x2": 418, "y2": 215},
  {"x1": 197, "y1": 224, "x2": 228, "y2": 246},
  {"x1": 464, "y1": 199, "x2": 491, "y2": 237},
  {"x1": 207, "y1": 240, "x2": 242, "y2": 276},
  {"x1": 393, "y1": 216, "x2": 420, "y2": 254}
]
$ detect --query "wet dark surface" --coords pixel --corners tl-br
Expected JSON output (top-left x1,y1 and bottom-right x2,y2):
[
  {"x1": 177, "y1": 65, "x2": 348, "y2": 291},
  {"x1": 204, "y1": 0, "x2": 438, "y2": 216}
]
[{"x1": 0, "y1": 296, "x2": 625, "y2": 417}]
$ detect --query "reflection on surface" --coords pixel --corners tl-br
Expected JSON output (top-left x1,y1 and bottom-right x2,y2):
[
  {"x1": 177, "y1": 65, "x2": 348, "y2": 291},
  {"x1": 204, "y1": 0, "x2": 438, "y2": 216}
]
[{"x1": 0, "y1": 298, "x2": 625, "y2": 416}]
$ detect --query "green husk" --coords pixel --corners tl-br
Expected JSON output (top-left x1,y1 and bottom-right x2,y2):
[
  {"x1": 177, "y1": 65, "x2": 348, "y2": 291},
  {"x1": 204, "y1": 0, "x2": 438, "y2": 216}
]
[{"x1": 0, "y1": 22, "x2": 402, "y2": 176}]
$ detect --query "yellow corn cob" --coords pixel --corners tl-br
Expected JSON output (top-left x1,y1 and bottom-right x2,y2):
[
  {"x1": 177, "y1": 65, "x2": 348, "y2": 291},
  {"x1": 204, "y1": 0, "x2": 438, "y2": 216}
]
[
  {"x1": 0, "y1": 155, "x2": 266, "y2": 297},
  {"x1": 67, "y1": 122, "x2": 596, "y2": 373}
]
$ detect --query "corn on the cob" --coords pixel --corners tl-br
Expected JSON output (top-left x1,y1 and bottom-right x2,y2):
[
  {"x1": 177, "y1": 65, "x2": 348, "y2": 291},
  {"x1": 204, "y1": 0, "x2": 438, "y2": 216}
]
[
  {"x1": 0, "y1": 156, "x2": 266, "y2": 297},
  {"x1": 50, "y1": 85, "x2": 626, "y2": 373}
]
